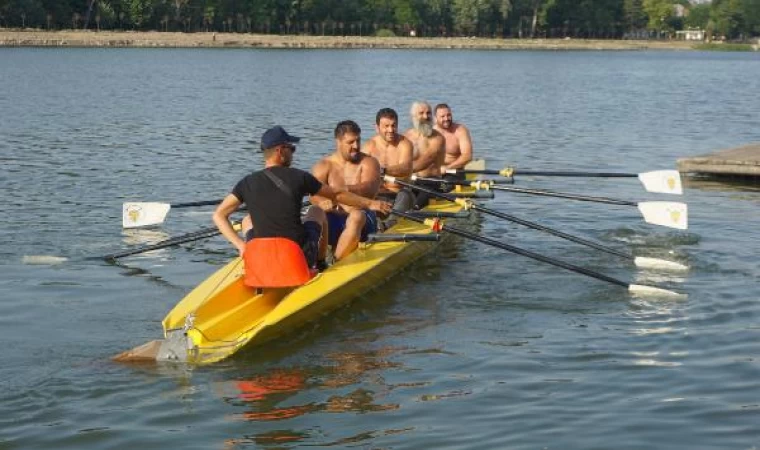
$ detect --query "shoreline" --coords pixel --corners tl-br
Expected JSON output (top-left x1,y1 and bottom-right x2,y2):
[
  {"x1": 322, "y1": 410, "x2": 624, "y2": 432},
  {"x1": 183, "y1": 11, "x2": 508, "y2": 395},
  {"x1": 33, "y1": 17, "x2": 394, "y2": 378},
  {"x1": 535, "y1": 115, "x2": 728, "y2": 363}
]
[{"x1": 0, "y1": 29, "x2": 702, "y2": 51}]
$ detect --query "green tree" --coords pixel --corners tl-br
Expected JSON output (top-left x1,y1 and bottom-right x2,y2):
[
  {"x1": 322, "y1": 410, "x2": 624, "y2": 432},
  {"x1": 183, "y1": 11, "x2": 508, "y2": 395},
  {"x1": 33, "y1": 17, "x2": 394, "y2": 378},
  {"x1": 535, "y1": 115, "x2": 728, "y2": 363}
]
[
  {"x1": 684, "y1": 3, "x2": 709, "y2": 29},
  {"x1": 742, "y1": 0, "x2": 760, "y2": 36},
  {"x1": 642, "y1": 0, "x2": 673, "y2": 32},
  {"x1": 452, "y1": 0, "x2": 479, "y2": 35},
  {"x1": 711, "y1": 0, "x2": 744, "y2": 39},
  {"x1": 623, "y1": 0, "x2": 646, "y2": 32}
]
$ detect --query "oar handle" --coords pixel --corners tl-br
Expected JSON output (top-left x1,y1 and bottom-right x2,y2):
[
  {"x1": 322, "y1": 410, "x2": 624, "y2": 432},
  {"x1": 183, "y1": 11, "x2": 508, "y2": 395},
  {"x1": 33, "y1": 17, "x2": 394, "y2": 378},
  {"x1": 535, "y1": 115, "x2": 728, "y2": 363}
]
[{"x1": 392, "y1": 210, "x2": 629, "y2": 288}]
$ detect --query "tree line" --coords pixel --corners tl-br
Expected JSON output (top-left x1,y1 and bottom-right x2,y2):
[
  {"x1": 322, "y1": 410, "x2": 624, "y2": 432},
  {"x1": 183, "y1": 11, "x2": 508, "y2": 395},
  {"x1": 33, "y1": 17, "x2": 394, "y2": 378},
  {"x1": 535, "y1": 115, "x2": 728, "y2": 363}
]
[{"x1": 1, "y1": 0, "x2": 758, "y2": 41}]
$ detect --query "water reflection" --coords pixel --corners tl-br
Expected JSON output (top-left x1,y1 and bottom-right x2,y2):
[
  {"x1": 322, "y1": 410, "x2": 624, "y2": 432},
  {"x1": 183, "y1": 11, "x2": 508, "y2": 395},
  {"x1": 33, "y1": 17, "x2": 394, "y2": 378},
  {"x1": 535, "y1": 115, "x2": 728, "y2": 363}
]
[
  {"x1": 216, "y1": 348, "x2": 405, "y2": 448},
  {"x1": 683, "y1": 176, "x2": 760, "y2": 195},
  {"x1": 121, "y1": 228, "x2": 170, "y2": 247}
]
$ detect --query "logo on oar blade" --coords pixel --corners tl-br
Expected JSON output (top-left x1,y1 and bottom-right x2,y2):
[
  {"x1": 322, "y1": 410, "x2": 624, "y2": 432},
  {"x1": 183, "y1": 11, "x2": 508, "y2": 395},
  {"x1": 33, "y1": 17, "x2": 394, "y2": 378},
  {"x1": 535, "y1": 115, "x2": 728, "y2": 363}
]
[
  {"x1": 126, "y1": 205, "x2": 143, "y2": 224},
  {"x1": 667, "y1": 177, "x2": 676, "y2": 191},
  {"x1": 670, "y1": 209, "x2": 681, "y2": 224}
]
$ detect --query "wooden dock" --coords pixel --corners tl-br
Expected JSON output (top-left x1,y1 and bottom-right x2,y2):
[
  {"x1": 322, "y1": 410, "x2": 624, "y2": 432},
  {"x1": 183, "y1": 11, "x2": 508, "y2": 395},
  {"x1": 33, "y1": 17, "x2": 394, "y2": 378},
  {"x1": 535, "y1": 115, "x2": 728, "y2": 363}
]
[{"x1": 677, "y1": 144, "x2": 760, "y2": 178}]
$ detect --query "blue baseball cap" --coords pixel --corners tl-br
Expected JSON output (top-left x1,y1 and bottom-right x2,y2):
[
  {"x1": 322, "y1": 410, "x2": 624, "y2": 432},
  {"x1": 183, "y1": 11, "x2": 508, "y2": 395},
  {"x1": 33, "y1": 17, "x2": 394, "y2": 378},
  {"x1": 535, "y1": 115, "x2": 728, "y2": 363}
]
[{"x1": 260, "y1": 125, "x2": 300, "y2": 151}]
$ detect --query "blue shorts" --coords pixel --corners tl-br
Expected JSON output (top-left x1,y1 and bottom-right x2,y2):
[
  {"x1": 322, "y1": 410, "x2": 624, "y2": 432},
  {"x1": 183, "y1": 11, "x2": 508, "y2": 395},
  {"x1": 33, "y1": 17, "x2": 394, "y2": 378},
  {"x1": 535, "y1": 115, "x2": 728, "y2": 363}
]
[{"x1": 326, "y1": 210, "x2": 378, "y2": 247}]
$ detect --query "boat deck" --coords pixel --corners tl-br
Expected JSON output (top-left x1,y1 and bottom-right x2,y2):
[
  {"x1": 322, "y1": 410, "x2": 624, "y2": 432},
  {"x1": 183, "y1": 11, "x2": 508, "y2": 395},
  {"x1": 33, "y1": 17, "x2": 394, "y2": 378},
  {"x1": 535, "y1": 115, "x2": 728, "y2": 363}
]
[{"x1": 678, "y1": 143, "x2": 760, "y2": 180}]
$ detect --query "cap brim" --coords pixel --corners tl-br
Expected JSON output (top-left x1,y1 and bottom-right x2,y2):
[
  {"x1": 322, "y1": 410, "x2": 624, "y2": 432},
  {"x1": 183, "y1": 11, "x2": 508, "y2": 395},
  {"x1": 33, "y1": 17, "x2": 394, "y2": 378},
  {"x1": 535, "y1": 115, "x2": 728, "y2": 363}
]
[{"x1": 286, "y1": 135, "x2": 301, "y2": 143}]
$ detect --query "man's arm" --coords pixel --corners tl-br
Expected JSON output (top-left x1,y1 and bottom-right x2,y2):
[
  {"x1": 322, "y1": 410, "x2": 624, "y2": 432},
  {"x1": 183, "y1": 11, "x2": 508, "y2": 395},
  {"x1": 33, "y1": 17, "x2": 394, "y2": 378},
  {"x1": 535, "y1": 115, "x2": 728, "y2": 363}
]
[
  {"x1": 316, "y1": 184, "x2": 391, "y2": 215},
  {"x1": 445, "y1": 125, "x2": 473, "y2": 170},
  {"x1": 309, "y1": 159, "x2": 334, "y2": 210},
  {"x1": 412, "y1": 134, "x2": 445, "y2": 173},
  {"x1": 213, "y1": 194, "x2": 245, "y2": 257},
  {"x1": 345, "y1": 155, "x2": 382, "y2": 198},
  {"x1": 384, "y1": 138, "x2": 413, "y2": 177}
]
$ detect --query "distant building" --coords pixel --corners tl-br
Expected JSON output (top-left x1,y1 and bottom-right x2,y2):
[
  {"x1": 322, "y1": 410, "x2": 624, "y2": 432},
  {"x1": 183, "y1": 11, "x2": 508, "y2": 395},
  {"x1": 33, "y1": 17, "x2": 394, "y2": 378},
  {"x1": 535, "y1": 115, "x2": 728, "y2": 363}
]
[{"x1": 676, "y1": 29, "x2": 706, "y2": 41}]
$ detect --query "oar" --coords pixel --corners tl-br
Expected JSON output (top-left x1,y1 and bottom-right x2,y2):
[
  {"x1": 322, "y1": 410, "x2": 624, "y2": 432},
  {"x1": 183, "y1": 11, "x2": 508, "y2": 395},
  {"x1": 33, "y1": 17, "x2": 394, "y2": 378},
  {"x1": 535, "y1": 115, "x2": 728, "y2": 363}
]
[
  {"x1": 104, "y1": 221, "x2": 242, "y2": 261},
  {"x1": 123, "y1": 200, "x2": 311, "y2": 228},
  {"x1": 123, "y1": 200, "x2": 221, "y2": 228},
  {"x1": 389, "y1": 176, "x2": 687, "y2": 271},
  {"x1": 392, "y1": 210, "x2": 685, "y2": 298},
  {"x1": 445, "y1": 167, "x2": 683, "y2": 195},
  {"x1": 412, "y1": 176, "x2": 687, "y2": 230}
]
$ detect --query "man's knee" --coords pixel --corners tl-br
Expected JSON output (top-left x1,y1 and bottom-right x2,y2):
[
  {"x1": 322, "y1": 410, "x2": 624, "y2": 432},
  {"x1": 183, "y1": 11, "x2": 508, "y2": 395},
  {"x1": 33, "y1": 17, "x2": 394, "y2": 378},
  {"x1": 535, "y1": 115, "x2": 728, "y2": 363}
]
[
  {"x1": 393, "y1": 190, "x2": 414, "y2": 212},
  {"x1": 346, "y1": 210, "x2": 366, "y2": 229},
  {"x1": 303, "y1": 205, "x2": 326, "y2": 225}
]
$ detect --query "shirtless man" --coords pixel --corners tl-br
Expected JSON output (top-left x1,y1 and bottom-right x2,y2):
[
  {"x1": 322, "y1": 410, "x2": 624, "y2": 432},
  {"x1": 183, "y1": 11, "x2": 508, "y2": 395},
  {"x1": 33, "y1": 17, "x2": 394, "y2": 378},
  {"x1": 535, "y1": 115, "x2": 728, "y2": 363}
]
[
  {"x1": 404, "y1": 101, "x2": 446, "y2": 208},
  {"x1": 404, "y1": 101, "x2": 445, "y2": 178},
  {"x1": 434, "y1": 103, "x2": 473, "y2": 173},
  {"x1": 362, "y1": 108, "x2": 415, "y2": 212},
  {"x1": 311, "y1": 120, "x2": 388, "y2": 260}
]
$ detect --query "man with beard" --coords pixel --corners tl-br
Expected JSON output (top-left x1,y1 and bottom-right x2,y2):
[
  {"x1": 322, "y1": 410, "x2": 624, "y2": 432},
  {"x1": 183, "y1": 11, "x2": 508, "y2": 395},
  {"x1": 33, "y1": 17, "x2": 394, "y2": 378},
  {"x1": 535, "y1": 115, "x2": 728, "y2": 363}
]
[
  {"x1": 311, "y1": 120, "x2": 389, "y2": 261},
  {"x1": 213, "y1": 125, "x2": 390, "y2": 285},
  {"x1": 361, "y1": 108, "x2": 415, "y2": 213},
  {"x1": 434, "y1": 103, "x2": 473, "y2": 174},
  {"x1": 404, "y1": 101, "x2": 446, "y2": 208}
]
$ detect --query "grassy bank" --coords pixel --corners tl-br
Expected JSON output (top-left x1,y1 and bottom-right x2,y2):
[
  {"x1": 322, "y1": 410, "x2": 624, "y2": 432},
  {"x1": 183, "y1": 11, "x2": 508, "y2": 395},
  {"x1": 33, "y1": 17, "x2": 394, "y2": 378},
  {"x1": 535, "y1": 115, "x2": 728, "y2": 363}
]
[{"x1": 0, "y1": 29, "x2": 704, "y2": 51}]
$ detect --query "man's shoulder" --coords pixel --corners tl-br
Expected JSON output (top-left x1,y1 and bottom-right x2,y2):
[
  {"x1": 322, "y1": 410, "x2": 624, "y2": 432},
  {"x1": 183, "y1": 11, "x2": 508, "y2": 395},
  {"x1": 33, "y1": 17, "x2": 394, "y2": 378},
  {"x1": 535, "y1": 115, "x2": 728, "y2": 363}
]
[
  {"x1": 270, "y1": 166, "x2": 315, "y2": 181},
  {"x1": 363, "y1": 137, "x2": 380, "y2": 153},
  {"x1": 452, "y1": 122, "x2": 470, "y2": 135},
  {"x1": 311, "y1": 155, "x2": 335, "y2": 177},
  {"x1": 272, "y1": 165, "x2": 307, "y2": 174},
  {"x1": 359, "y1": 152, "x2": 380, "y2": 169},
  {"x1": 314, "y1": 154, "x2": 337, "y2": 169}
]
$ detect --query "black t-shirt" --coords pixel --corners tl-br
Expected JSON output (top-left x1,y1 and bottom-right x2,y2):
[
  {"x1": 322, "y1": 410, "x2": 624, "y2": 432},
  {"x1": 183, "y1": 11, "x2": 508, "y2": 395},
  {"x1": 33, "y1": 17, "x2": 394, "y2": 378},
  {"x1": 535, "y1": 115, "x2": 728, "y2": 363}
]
[{"x1": 232, "y1": 166, "x2": 322, "y2": 244}]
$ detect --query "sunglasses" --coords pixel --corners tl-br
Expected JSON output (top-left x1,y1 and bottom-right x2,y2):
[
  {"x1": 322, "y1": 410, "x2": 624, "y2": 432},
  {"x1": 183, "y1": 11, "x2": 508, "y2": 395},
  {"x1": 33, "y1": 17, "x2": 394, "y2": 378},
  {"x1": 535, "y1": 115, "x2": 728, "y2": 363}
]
[{"x1": 279, "y1": 144, "x2": 296, "y2": 153}]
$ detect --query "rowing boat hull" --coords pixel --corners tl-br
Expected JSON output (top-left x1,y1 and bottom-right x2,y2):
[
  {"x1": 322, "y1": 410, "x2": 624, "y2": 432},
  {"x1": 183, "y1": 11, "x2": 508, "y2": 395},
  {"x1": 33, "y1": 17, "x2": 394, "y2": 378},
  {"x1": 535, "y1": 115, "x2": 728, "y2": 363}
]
[
  {"x1": 161, "y1": 200, "x2": 462, "y2": 364},
  {"x1": 108, "y1": 160, "x2": 486, "y2": 365}
]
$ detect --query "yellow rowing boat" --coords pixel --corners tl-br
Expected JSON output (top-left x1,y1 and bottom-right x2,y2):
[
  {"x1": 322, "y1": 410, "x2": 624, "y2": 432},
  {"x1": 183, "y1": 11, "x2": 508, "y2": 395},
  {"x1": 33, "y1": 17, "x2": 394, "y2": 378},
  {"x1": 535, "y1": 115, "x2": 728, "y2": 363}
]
[{"x1": 114, "y1": 161, "x2": 485, "y2": 365}]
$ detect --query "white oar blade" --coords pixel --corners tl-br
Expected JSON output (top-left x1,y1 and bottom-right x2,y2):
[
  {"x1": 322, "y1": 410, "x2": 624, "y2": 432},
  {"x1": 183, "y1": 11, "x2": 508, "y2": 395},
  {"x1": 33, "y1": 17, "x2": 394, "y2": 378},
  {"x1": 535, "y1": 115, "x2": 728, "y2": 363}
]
[
  {"x1": 123, "y1": 202, "x2": 171, "y2": 228},
  {"x1": 637, "y1": 201, "x2": 688, "y2": 230},
  {"x1": 629, "y1": 284, "x2": 687, "y2": 299},
  {"x1": 638, "y1": 170, "x2": 683, "y2": 195},
  {"x1": 633, "y1": 256, "x2": 688, "y2": 271}
]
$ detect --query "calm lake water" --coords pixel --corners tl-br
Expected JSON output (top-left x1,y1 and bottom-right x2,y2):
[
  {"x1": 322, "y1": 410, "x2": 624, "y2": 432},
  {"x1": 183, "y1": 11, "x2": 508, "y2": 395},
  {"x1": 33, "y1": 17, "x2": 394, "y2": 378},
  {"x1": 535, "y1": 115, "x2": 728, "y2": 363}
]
[{"x1": 1, "y1": 48, "x2": 759, "y2": 449}]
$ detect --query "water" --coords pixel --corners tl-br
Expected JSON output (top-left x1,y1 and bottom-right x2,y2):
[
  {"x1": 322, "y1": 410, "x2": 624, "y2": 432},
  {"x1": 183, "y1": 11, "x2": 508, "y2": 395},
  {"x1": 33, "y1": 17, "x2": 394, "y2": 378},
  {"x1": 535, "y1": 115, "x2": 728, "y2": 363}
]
[{"x1": 1, "y1": 48, "x2": 759, "y2": 449}]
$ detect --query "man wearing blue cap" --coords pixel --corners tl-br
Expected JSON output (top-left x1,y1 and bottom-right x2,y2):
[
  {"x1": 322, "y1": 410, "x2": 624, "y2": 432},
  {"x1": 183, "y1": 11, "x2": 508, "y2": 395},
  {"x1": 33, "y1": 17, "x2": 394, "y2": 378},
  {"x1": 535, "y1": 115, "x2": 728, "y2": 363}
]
[{"x1": 213, "y1": 126, "x2": 391, "y2": 285}]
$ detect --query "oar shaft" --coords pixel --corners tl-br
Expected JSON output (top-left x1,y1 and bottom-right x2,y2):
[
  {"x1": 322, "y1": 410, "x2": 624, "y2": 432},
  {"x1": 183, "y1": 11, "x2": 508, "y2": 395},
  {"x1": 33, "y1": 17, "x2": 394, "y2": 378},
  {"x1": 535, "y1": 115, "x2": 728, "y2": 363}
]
[
  {"x1": 455, "y1": 168, "x2": 639, "y2": 178},
  {"x1": 414, "y1": 176, "x2": 637, "y2": 207},
  {"x1": 104, "y1": 226, "x2": 220, "y2": 261},
  {"x1": 474, "y1": 204, "x2": 632, "y2": 259},
  {"x1": 489, "y1": 185, "x2": 637, "y2": 207},
  {"x1": 172, "y1": 200, "x2": 221, "y2": 208},
  {"x1": 514, "y1": 170, "x2": 637, "y2": 178},
  {"x1": 393, "y1": 179, "x2": 632, "y2": 260},
  {"x1": 393, "y1": 211, "x2": 629, "y2": 288}
]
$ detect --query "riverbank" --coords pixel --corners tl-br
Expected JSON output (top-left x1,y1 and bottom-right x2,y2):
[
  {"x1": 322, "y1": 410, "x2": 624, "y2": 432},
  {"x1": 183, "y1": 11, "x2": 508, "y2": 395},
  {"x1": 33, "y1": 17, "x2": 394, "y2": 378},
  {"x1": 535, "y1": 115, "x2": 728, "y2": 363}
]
[{"x1": 0, "y1": 29, "x2": 701, "y2": 50}]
